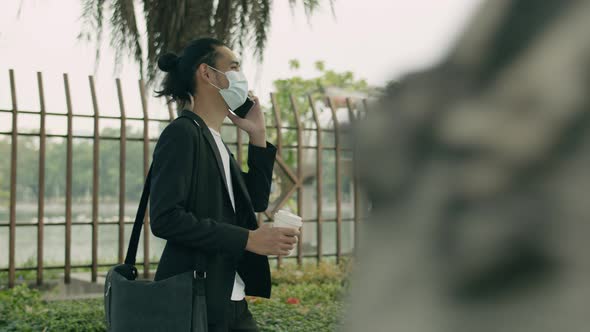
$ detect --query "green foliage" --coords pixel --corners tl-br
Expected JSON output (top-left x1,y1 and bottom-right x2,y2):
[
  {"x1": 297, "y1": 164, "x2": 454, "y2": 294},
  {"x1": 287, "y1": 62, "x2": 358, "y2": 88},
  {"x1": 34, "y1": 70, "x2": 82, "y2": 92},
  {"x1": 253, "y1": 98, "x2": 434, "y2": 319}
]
[
  {"x1": 0, "y1": 260, "x2": 351, "y2": 332},
  {"x1": 271, "y1": 60, "x2": 369, "y2": 130},
  {"x1": 0, "y1": 126, "x2": 150, "y2": 204},
  {"x1": 0, "y1": 284, "x2": 105, "y2": 332},
  {"x1": 0, "y1": 256, "x2": 62, "y2": 287},
  {"x1": 0, "y1": 283, "x2": 44, "y2": 331},
  {"x1": 269, "y1": 61, "x2": 370, "y2": 212},
  {"x1": 273, "y1": 59, "x2": 370, "y2": 126},
  {"x1": 271, "y1": 256, "x2": 353, "y2": 285},
  {"x1": 314, "y1": 60, "x2": 325, "y2": 72},
  {"x1": 250, "y1": 298, "x2": 344, "y2": 332},
  {"x1": 270, "y1": 281, "x2": 345, "y2": 305},
  {"x1": 289, "y1": 59, "x2": 301, "y2": 70}
]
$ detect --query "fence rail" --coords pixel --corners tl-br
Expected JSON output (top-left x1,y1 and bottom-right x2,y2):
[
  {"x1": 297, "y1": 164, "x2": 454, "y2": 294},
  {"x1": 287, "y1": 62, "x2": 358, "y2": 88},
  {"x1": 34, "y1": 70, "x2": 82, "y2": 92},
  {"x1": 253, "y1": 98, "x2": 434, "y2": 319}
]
[{"x1": 0, "y1": 69, "x2": 368, "y2": 288}]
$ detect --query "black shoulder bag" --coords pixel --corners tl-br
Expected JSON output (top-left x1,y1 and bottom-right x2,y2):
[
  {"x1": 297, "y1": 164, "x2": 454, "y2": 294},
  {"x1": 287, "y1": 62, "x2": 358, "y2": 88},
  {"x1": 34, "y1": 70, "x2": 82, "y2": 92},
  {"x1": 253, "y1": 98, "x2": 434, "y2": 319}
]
[{"x1": 103, "y1": 115, "x2": 207, "y2": 331}]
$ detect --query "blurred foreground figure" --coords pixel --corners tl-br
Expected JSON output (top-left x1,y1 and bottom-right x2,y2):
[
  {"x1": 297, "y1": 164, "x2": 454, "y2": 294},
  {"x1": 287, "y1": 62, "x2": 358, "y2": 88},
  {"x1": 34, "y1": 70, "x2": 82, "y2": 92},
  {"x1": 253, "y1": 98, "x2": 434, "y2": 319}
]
[{"x1": 340, "y1": 1, "x2": 590, "y2": 331}]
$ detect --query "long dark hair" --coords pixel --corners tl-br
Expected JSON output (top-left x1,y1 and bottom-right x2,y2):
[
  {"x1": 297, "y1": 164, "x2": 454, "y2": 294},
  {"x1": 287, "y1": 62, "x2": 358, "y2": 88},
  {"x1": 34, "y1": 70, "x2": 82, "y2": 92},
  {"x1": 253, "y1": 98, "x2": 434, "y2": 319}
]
[{"x1": 154, "y1": 37, "x2": 224, "y2": 106}]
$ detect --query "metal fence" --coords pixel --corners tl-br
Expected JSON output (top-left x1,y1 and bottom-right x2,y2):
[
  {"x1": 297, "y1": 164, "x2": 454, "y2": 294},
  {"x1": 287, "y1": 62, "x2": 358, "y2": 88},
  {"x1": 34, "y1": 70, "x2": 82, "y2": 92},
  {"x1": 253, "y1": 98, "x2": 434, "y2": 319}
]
[{"x1": 0, "y1": 69, "x2": 369, "y2": 288}]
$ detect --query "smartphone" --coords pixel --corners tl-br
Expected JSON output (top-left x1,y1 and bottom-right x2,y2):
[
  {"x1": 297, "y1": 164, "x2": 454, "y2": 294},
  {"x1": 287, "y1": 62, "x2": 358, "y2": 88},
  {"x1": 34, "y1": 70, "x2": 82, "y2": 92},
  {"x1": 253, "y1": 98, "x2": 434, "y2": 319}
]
[{"x1": 233, "y1": 97, "x2": 254, "y2": 118}]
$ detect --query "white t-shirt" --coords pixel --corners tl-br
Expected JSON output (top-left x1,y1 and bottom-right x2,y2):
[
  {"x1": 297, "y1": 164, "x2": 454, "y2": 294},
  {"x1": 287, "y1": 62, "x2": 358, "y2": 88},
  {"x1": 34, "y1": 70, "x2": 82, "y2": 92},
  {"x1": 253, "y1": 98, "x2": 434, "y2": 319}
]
[{"x1": 208, "y1": 126, "x2": 246, "y2": 301}]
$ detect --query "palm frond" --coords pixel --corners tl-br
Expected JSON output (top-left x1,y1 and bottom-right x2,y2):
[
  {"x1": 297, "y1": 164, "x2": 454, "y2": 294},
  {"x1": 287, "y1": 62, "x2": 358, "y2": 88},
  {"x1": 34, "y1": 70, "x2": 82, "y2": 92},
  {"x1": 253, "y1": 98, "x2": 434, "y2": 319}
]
[
  {"x1": 288, "y1": 0, "x2": 334, "y2": 18},
  {"x1": 110, "y1": 0, "x2": 143, "y2": 79},
  {"x1": 78, "y1": 0, "x2": 107, "y2": 75},
  {"x1": 144, "y1": 0, "x2": 189, "y2": 83},
  {"x1": 144, "y1": 0, "x2": 220, "y2": 84},
  {"x1": 230, "y1": 0, "x2": 252, "y2": 56},
  {"x1": 251, "y1": 0, "x2": 271, "y2": 63},
  {"x1": 78, "y1": 0, "x2": 333, "y2": 86},
  {"x1": 213, "y1": 0, "x2": 234, "y2": 45}
]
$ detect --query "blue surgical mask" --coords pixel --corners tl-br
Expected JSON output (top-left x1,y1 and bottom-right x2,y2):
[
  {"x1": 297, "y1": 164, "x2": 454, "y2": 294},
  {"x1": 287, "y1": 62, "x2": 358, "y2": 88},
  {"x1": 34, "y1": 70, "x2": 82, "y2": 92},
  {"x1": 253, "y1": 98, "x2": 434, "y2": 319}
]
[{"x1": 207, "y1": 65, "x2": 249, "y2": 111}]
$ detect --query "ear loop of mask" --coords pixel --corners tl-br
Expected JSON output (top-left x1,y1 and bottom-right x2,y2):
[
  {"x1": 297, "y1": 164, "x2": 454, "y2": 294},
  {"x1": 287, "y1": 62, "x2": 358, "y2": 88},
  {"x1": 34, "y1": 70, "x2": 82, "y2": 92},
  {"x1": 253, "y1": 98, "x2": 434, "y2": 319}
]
[{"x1": 206, "y1": 65, "x2": 225, "y2": 90}]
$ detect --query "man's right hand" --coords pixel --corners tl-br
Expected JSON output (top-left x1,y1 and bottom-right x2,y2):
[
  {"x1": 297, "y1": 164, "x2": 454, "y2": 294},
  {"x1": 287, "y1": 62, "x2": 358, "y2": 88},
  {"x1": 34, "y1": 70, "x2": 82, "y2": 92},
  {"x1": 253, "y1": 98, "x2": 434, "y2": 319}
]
[{"x1": 245, "y1": 223, "x2": 300, "y2": 256}]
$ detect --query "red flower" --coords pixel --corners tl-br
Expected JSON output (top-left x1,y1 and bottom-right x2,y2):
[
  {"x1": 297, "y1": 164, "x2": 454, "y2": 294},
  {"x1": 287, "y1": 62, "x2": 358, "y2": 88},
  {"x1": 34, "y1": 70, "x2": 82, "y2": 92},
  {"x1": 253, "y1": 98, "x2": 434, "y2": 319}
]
[{"x1": 286, "y1": 297, "x2": 300, "y2": 304}]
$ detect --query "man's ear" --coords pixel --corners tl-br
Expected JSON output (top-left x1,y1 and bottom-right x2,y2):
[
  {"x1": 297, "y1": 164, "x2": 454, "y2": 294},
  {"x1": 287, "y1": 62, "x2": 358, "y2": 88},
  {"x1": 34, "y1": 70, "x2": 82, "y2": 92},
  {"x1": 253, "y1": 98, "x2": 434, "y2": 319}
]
[{"x1": 195, "y1": 63, "x2": 210, "y2": 82}]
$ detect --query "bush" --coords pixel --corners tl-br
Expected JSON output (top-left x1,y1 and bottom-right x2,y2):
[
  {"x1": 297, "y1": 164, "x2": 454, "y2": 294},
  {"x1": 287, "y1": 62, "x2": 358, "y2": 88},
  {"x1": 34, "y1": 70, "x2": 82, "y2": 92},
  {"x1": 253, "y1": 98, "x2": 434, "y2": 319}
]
[
  {"x1": 0, "y1": 258, "x2": 353, "y2": 332},
  {"x1": 271, "y1": 256, "x2": 353, "y2": 285},
  {"x1": 0, "y1": 284, "x2": 105, "y2": 332},
  {"x1": 249, "y1": 297, "x2": 345, "y2": 332}
]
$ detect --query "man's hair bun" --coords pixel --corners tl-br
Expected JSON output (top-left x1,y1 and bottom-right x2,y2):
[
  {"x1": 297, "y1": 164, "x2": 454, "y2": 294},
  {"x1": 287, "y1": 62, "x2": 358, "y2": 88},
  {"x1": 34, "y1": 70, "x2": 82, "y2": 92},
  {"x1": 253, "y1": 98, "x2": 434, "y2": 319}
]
[{"x1": 157, "y1": 53, "x2": 180, "y2": 72}]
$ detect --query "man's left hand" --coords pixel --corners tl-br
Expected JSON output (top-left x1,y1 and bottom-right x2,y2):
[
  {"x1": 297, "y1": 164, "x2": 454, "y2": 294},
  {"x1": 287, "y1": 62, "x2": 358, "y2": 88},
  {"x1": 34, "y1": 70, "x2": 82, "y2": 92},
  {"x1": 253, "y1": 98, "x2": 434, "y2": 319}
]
[{"x1": 227, "y1": 91, "x2": 267, "y2": 147}]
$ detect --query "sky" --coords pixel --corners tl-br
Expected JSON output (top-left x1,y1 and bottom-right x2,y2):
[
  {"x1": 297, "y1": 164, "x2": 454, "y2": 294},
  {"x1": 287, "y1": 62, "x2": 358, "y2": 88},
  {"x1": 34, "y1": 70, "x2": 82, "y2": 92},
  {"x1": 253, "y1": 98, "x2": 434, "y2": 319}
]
[{"x1": 0, "y1": 0, "x2": 483, "y2": 133}]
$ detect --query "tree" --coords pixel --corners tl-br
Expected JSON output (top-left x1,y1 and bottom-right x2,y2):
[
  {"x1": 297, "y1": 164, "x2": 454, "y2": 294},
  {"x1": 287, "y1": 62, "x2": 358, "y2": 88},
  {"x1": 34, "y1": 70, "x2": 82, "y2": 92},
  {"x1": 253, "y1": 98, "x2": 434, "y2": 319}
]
[
  {"x1": 272, "y1": 58, "x2": 372, "y2": 128},
  {"x1": 78, "y1": 0, "x2": 335, "y2": 85},
  {"x1": 268, "y1": 60, "x2": 374, "y2": 212}
]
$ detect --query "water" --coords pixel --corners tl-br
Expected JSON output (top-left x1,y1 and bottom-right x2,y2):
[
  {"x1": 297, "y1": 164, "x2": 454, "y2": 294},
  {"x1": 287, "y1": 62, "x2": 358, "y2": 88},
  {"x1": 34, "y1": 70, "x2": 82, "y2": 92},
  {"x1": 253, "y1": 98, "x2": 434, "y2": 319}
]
[{"x1": 0, "y1": 201, "x2": 355, "y2": 269}]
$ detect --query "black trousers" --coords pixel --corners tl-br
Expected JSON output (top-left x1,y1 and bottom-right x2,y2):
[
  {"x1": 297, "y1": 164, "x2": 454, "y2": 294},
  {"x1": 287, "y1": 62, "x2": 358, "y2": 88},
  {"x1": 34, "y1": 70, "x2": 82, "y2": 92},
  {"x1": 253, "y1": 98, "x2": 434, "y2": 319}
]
[{"x1": 207, "y1": 298, "x2": 259, "y2": 332}]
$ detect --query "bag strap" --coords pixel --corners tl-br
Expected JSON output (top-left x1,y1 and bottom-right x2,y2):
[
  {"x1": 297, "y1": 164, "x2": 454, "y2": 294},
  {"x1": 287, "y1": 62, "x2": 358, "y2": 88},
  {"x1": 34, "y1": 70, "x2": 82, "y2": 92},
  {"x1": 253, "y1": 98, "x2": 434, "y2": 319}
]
[
  {"x1": 124, "y1": 115, "x2": 205, "y2": 277},
  {"x1": 124, "y1": 162, "x2": 152, "y2": 267}
]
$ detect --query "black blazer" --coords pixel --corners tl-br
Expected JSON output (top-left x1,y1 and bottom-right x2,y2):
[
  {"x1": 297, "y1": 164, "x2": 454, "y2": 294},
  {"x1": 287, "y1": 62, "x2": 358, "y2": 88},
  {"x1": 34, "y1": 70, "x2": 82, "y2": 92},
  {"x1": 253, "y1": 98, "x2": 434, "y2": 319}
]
[{"x1": 149, "y1": 109, "x2": 277, "y2": 325}]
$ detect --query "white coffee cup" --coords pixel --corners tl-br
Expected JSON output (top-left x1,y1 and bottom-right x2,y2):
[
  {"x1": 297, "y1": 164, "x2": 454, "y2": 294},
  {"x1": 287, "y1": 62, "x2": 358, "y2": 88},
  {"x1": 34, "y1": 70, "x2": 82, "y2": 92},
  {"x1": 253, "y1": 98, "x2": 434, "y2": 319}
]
[{"x1": 272, "y1": 209, "x2": 303, "y2": 256}]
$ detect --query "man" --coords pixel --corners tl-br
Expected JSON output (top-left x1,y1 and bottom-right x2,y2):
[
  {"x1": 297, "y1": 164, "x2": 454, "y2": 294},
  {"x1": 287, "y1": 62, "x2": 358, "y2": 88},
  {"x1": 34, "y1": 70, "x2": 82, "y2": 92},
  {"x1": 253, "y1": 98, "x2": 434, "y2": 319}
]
[{"x1": 149, "y1": 38, "x2": 300, "y2": 331}]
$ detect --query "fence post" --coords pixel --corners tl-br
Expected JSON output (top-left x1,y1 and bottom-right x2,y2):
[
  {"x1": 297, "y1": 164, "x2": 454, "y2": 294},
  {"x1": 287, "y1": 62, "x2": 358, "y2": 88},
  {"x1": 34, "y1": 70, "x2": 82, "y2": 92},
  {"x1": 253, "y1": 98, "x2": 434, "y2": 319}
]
[
  {"x1": 139, "y1": 79, "x2": 151, "y2": 278},
  {"x1": 63, "y1": 73, "x2": 74, "y2": 284},
  {"x1": 37, "y1": 72, "x2": 47, "y2": 286},
  {"x1": 327, "y1": 97, "x2": 342, "y2": 265},
  {"x1": 8, "y1": 69, "x2": 18, "y2": 288},
  {"x1": 289, "y1": 94, "x2": 304, "y2": 267},
  {"x1": 308, "y1": 94, "x2": 323, "y2": 265},
  {"x1": 270, "y1": 93, "x2": 283, "y2": 269},
  {"x1": 89, "y1": 75, "x2": 100, "y2": 282},
  {"x1": 116, "y1": 79, "x2": 127, "y2": 265},
  {"x1": 346, "y1": 98, "x2": 360, "y2": 257}
]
